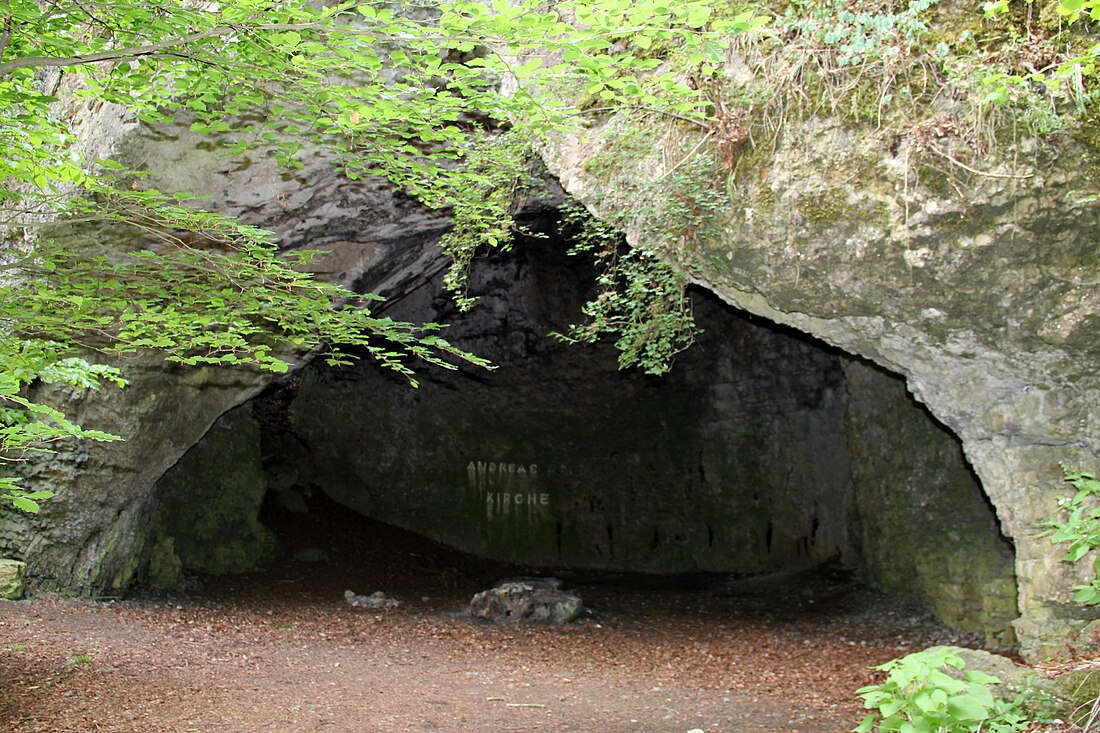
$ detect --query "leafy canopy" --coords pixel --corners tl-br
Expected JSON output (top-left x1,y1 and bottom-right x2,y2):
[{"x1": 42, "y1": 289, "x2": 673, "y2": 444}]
[
  {"x1": 981, "y1": 0, "x2": 1100, "y2": 106},
  {"x1": 0, "y1": 0, "x2": 765, "y2": 510}
]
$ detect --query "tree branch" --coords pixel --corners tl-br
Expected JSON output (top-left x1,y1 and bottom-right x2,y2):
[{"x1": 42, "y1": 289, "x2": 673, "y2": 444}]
[
  {"x1": 0, "y1": 26, "x2": 240, "y2": 75},
  {"x1": 0, "y1": 13, "x2": 488, "y2": 78},
  {"x1": 0, "y1": 16, "x2": 12, "y2": 62},
  {"x1": 0, "y1": 21, "x2": 379, "y2": 76}
]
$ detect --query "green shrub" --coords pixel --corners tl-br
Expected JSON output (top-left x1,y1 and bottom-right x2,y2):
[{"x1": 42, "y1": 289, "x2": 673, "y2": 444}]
[
  {"x1": 854, "y1": 646, "x2": 1030, "y2": 733},
  {"x1": 1042, "y1": 469, "x2": 1100, "y2": 603}
]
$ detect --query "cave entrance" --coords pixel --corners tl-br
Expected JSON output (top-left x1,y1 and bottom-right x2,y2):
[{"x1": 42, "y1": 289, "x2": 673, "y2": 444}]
[{"x1": 151, "y1": 216, "x2": 1017, "y2": 648}]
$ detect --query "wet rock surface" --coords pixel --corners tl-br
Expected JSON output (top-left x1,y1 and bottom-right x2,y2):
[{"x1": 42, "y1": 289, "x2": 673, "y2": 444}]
[{"x1": 539, "y1": 105, "x2": 1100, "y2": 659}]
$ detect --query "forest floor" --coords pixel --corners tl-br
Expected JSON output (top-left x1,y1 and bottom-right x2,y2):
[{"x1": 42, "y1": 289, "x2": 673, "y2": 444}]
[{"x1": 0, "y1": 499, "x2": 989, "y2": 733}]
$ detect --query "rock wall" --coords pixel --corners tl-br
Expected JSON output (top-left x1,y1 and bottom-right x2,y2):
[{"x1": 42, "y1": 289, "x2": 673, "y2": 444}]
[
  {"x1": 280, "y1": 229, "x2": 854, "y2": 575},
  {"x1": 538, "y1": 109, "x2": 1100, "y2": 658},
  {"x1": 0, "y1": 121, "x2": 459, "y2": 592},
  {"x1": 0, "y1": 359, "x2": 271, "y2": 592},
  {"x1": 152, "y1": 406, "x2": 274, "y2": 582},
  {"x1": 845, "y1": 359, "x2": 1018, "y2": 647}
]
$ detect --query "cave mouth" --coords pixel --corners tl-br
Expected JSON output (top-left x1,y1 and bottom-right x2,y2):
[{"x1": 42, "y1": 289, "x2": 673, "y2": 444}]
[{"x1": 152, "y1": 216, "x2": 1018, "y2": 649}]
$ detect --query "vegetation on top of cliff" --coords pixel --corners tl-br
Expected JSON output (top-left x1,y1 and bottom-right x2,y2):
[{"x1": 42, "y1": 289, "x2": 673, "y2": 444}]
[
  {"x1": 582, "y1": 0, "x2": 1099, "y2": 188},
  {"x1": 555, "y1": 0, "x2": 1098, "y2": 382},
  {"x1": 644, "y1": 0, "x2": 1100, "y2": 184}
]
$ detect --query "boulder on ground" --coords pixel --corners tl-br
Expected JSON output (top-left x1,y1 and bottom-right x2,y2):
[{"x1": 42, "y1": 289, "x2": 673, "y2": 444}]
[
  {"x1": 0, "y1": 559, "x2": 27, "y2": 600},
  {"x1": 345, "y1": 590, "x2": 400, "y2": 609},
  {"x1": 468, "y1": 578, "x2": 582, "y2": 624}
]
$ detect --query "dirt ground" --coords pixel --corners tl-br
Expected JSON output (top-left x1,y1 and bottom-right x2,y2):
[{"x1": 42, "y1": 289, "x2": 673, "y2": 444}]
[{"x1": 0, "y1": 499, "x2": 986, "y2": 733}]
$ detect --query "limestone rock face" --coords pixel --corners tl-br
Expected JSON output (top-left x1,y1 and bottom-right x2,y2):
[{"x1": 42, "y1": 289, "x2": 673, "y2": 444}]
[
  {"x1": 154, "y1": 406, "x2": 274, "y2": 576},
  {"x1": 844, "y1": 360, "x2": 1017, "y2": 647},
  {"x1": 146, "y1": 536, "x2": 182, "y2": 591},
  {"x1": 538, "y1": 111, "x2": 1100, "y2": 658},
  {"x1": 0, "y1": 559, "x2": 26, "y2": 600},
  {"x1": 0, "y1": 119, "x2": 461, "y2": 593},
  {"x1": 0, "y1": 115, "x2": 1021, "y2": 646},
  {"x1": 0, "y1": 359, "x2": 273, "y2": 592}
]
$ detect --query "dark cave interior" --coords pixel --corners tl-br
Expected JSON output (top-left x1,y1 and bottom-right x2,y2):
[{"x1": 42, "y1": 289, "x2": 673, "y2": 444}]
[{"x1": 153, "y1": 218, "x2": 1018, "y2": 647}]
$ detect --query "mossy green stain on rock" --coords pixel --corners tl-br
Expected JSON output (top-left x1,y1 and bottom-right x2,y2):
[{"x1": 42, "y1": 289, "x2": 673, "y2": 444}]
[
  {"x1": 464, "y1": 462, "x2": 565, "y2": 563},
  {"x1": 0, "y1": 559, "x2": 26, "y2": 600},
  {"x1": 795, "y1": 189, "x2": 847, "y2": 229},
  {"x1": 845, "y1": 359, "x2": 1018, "y2": 647},
  {"x1": 109, "y1": 549, "x2": 142, "y2": 591},
  {"x1": 154, "y1": 406, "x2": 276, "y2": 576},
  {"x1": 146, "y1": 534, "x2": 183, "y2": 590}
]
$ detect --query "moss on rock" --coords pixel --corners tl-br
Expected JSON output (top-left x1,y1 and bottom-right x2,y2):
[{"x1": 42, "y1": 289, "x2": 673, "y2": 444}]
[
  {"x1": 845, "y1": 359, "x2": 1018, "y2": 647},
  {"x1": 153, "y1": 406, "x2": 276, "y2": 576},
  {"x1": 0, "y1": 559, "x2": 26, "y2": 600},
  {"x1": 146, "y1": 534, "x2": 183, "y2": 590}
]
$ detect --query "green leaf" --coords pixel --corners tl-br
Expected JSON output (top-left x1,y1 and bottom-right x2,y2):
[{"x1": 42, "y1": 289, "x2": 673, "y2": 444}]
[
  {"x1": 1072, "y1": 584, "x2": 1100, "y2": 604},
  {"x1": 965, "y1": 670, "x2": 1002, "y2": 686},
  {"x1": 913, "y1": 691, "x2": 938, "y2": 713},
  {"x1": 947, "y1": 695, "x2": 990, "y2": 721},
  {"x1": 270, "y1": 31, "x2": 302, "y2": 48},
  {"x1": 11, "y1": 496, "x2": 42, "y2": 513},
  {"x1": 1068, "y1": 543, "x2": 1090, "y2": 562}
]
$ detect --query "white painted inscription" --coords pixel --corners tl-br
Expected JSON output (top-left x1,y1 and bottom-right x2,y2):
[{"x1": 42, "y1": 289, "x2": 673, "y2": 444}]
[
  {"x1": 482, "y1": 491, "x2": 550, "y2": 518},
  {"x1": 467, "y1": 461, "x2": 541, "y2": 491},
  {"x1": 468, "y1": 461, "x2": 553, "y2": 519}
]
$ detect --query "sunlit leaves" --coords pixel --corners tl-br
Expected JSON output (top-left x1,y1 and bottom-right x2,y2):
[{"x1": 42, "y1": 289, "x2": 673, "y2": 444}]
[
  {"x1": 0, "y1": 486, "x2": 55, "y2": 514},
  {"x1": 0, "y1": 0, "x2": 767, "y2": 218},
  {"x1": 0, "y1": 220, "x2": 493, "y2": 510},
  {"x1": 854, "y1": 647, "x2": 1029, "y2": 733},
  {"x1": 1042, "y1": 469, "x2": 1100, "y2": 604},
  {"x1": 0, "y1": 340, "x2": 123, "y2": 511},
  {"x1": 1056, "y1": 0, "x2": 1100, "y2": 23},
  {"x1": 0, "y1": 0, "x2": 767, "y2": 510},
  {"x1": 981, "y1": 0, "x2": 1100, "y2": 107}
]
